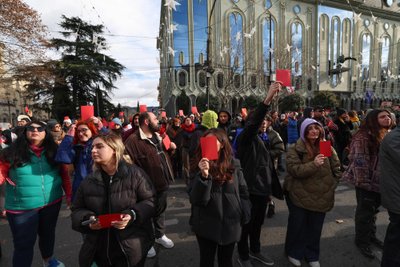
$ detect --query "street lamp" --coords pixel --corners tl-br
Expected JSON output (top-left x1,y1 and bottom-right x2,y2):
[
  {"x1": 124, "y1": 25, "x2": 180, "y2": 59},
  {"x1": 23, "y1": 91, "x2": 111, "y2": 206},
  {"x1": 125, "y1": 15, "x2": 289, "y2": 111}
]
[{"x1": 205, "y1": 0, "x2": 217, "y2": 109}]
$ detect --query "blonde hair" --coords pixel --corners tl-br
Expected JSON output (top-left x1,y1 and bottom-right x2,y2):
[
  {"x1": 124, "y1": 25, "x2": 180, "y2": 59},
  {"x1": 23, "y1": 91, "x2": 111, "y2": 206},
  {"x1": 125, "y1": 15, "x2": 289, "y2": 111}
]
[{"x1": 92, "y1": 133, "x2": 132, "y2": 171}]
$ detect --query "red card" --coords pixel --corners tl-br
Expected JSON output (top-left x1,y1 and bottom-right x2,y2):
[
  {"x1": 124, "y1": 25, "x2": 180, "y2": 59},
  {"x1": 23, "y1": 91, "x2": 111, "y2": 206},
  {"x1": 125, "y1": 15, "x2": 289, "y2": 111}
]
[
  {"x1": 25, "y1": 106, "x2": 29, "y2": 113},
  {"x1": 161, "y1": 111, "x2": 167, "y2": 118},
  {"x1": 119, "y1": 111, "x2": 124, "y2": 117},
  {"x1": 139, "y1": 105, "x2": 147, "y2": 113},
  {"x1": 241, "y1": 108, "x2": 247, "y2": 118},
  {"x1": 98, "y1": 213, "x2": 122, "y2": 228},
  {"x1": 319, "y1": 141, "x2": 332, "y2": 157},
  {"x1": 191, "y1": 106, "x2": 198, "y2": 114},
  {"x1": 178, "y1": 110, "x2": 184, "y2": 116},
  {"x1": 108, "y1": 121, "x2": 116, "y2": 130},
  {"x1": 81, "y1": 106, "x2": 94, "y2": 121},
  {"x1": 162, "y1": 135, "x2": 171, "y2": 150},
  {"x1": 200, "y1": 136, "x2": 218, "y2": 161},
  {"x1": 276, "y1": 69, "x2": 291, "y2": 87}
]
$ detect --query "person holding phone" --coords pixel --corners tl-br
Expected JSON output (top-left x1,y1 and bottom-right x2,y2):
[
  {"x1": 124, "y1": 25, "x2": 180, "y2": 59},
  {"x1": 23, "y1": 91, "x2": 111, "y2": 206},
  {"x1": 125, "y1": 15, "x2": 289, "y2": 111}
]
[
  {"x1": 0, "y1": 120, "x2": 71, "y2": 267},
  {"x1": 189, "y1": 128, "x2": 250, "y2": 267},
  {"x1": 71, "y1": 133, "x2": 155, "y2": 267},
  {"x1": 283, "y1": 118, "x2": 341, "y2": 267}
]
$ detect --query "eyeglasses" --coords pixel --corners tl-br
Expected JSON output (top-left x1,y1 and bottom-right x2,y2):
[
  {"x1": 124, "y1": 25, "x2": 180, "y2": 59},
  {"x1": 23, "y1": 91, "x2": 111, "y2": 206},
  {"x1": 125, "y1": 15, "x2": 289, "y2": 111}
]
[
  {"x1": 77, "y1": 128, "x2": 90, "y2": 133},
  {"x1": 27, "y1": 126, "x2": 45, "y2": 132}
]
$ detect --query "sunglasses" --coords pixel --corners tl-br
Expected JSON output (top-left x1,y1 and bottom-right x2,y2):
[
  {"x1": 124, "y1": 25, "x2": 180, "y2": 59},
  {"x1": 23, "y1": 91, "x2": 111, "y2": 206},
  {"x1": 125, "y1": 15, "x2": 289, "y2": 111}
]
[{"x1": 27, "y1": 126, "x2": 45, "y2": 132}]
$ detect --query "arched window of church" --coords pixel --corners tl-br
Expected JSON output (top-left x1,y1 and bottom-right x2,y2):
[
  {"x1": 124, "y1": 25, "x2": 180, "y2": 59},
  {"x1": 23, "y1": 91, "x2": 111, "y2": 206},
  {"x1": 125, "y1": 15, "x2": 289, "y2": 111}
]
[
  {"x1": 262, "y1": 16, "x2": 275, "y2": 76},
  {"x1": 291, "y1": 22, "x2": 303, "y2": 89},
  {"x1": 229, "y1": 12, "x2": 244, "y2": 74},
  {"x1": 193, "y1": 0, "x2": 208, "y2": 84},
  {"x1": 265, "y1": 0, "x2": 272, "y2": 9},
  {"x1": 172, "y1": 0, "x2": 190, "y2": 82},
  {"x1": 361, "y1": 33, "x2": 371, "y2": 82},
  {"x1": 380, "y1": 36, "x2": 390, "y2": 82},
  {"x1": 331, "y1": 17, "x2": 340, "y2": 87}
]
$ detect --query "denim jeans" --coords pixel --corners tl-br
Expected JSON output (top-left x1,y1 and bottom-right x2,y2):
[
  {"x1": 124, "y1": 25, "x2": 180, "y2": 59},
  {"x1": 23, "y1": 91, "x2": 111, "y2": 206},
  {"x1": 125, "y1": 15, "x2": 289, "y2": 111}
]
[
  {"x1": 238, "y1": 194, "x2": 269, "y2": 260},
  {"x1": 7, "y1": 201, "x2": 61, "y2": 267},
  {"x1": 381, "y1": 211, "x2": 400, "y2": 267},
  {"x1": 285, "y1": 196, "x2": 326, "y2": 262}
]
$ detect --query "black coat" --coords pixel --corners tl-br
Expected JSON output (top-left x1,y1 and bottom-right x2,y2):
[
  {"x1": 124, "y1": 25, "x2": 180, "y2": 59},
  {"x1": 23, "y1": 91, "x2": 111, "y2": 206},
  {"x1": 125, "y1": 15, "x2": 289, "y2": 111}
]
[
  {"x1": 189, "y1": 159, "x2": 249, "y2": 245},
  {"x1": 71, "y1": 161, "x2": 155, "y2": 267},
  {"x1": 237, "y1": 103, "x2": 283, "y2": 198}
]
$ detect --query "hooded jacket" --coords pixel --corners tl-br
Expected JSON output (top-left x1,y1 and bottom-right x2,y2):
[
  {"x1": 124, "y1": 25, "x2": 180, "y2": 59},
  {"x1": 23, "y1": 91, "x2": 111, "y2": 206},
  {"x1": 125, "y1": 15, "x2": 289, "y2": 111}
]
[{"x1": 283, "y1": 120, "x2": 342, "y2": 212}]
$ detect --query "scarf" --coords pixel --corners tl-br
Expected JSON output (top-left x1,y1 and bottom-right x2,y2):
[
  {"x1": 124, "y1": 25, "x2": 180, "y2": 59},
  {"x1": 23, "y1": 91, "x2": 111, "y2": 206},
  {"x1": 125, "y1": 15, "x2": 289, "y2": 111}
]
[
  {"x1": 181, "y1": 123, "x2": 196, "y2": 133},
  {"x1": 29, "y1": 144, "x2": 44, "y2": 157}
]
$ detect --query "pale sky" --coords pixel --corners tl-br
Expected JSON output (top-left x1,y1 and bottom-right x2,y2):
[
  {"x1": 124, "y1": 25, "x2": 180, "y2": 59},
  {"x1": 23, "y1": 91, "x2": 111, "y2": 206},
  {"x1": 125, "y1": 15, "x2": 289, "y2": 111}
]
[{"x1": 24, "y1": 0, "x2": 162, "y2": 107}]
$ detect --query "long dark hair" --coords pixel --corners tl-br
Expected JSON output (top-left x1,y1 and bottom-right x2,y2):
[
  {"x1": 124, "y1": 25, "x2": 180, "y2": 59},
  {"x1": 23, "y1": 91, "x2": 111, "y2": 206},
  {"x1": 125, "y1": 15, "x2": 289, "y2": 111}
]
[
  {"x1": 191, "y1": 128, "x2": 235, "y2": 184},
  {"x1": 355, "y1": 109, "x2": 391, "y2": 153},
  {"x1": 303, "y1": 123, "x2": 325, "y2": 159},
  {"x1": 1, "y1": 120, "x2": 59, "y2": 168}
]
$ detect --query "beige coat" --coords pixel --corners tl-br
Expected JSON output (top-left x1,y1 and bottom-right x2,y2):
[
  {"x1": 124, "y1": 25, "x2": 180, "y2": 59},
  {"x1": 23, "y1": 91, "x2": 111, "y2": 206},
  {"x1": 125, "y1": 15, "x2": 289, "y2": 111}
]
[{"x1": 283, "y1": 139, "x2": 342, "y2": 212}]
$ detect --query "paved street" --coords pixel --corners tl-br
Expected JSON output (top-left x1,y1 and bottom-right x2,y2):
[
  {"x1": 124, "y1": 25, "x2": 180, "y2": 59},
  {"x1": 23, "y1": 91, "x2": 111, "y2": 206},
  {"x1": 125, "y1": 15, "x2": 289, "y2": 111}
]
[{"x1": 0, "y1": 178, "x2": 388, "y2": 267}]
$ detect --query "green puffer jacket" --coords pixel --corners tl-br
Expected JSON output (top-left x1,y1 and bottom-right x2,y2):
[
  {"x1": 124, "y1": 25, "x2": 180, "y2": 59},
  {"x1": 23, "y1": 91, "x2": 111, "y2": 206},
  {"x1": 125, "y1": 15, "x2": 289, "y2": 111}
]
[
  {"x1": 283, "y1": 139, "x2": 342, "y2": 212},
  {"x1": 5, "y1": 151, "x2": 63, "y2": 210}
]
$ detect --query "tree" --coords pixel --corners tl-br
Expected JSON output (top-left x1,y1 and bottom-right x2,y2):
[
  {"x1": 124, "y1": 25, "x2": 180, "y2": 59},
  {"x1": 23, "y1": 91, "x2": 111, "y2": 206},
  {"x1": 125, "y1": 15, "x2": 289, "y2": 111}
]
[
  {"x1": 176, "y1": 90, "x2": 191, "y2": 115},
  {"x1": 17, "y1": 16, "x2": 125, "y2": 121},
  {"x1": 0, "y1": 0, "x2": 48, "y2": 78},
  {"x1": 311, "y1": 91, "x2": 339, "y2": 109},
  {"x1": 196, "y1": 93, "x2": 220, "y2": 112},
  {"x1": 279, "y1": 93, "x2": 305, "y2": 112},
  {"x1": 243, "y1": 95, "x2": 262, "y2": 110}
]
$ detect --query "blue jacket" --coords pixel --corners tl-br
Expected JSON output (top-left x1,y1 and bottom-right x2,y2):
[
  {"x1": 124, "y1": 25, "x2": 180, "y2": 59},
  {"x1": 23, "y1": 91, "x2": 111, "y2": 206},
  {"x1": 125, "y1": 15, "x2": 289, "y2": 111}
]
[
  {"x1": 55, "y1": 135, "x2": 93, "y2": 199},
  {"x1": 287, "y1": 118, "x2": 299, "y2": 144}
]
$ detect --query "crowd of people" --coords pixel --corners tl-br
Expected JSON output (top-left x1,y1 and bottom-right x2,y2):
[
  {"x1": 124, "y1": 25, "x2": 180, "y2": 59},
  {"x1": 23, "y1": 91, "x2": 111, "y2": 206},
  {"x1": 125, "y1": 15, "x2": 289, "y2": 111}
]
[{"x1": 0, "y1": 82, "x2": 399, "y2": 267}]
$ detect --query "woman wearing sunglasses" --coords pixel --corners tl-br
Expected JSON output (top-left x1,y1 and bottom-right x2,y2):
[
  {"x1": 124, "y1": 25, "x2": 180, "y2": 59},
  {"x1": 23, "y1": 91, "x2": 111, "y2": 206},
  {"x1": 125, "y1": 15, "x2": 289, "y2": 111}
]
[
  {"x1": 0, "y1": 120, "x2": 71, "y2": 267},
  {"x1": 55, "y1": 119, "x2": 99, "y2": 201}
]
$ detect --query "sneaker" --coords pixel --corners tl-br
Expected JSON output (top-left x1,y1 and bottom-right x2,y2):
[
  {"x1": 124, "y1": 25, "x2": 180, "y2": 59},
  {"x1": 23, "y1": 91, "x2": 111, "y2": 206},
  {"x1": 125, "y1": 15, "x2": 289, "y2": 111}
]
[
  {"x1": 370, "y1": 237, "x2": 384, "y2": 249},
  {"x1": 147, "y1": 246, "x2": 156, "y2": 258},
  {"x1": 155, "y1": 235, "x2": 174, "y2": 248},
  {"x1": 237, "y1": 258, "x2": 253, "y2": 267},
  {"x1": 249, "y1": 251, "x2": 274, "y2": 266},
  {"x1": 44, "y1": 258, "x2": 65, "y2": 267},
  {"x1": 308, "y1": 261, "x2": 320, "y2": 267},
  {"x1": 356, "y1": 245, "x2": 375, "y2": 259},
  {"x1": 266, "y1": 201, "x2": 275, "y2": 218},
  {"x1": 288, "y1": 256, "x2": 301, "y2": 267}
]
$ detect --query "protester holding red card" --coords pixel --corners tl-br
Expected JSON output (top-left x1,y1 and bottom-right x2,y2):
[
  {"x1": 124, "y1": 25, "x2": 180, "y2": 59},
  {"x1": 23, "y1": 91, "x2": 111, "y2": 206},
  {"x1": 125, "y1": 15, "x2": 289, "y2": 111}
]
[
  {"x1": 189, "y1": 128, "x2": 250, "y2": 267},
  {"x1": 283, "y1": 118, "x2": 341, "y2": 266},
  {"x1": 71, "y1": 133, "x2": 155, "y2": 267}
]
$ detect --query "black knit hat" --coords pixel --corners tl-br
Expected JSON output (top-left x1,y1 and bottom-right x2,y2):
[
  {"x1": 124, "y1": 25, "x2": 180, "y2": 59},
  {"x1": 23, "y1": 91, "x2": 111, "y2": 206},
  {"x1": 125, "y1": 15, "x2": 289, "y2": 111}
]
[{"x1": 336, "y1": 108, "x2": 347, "y2": 117}]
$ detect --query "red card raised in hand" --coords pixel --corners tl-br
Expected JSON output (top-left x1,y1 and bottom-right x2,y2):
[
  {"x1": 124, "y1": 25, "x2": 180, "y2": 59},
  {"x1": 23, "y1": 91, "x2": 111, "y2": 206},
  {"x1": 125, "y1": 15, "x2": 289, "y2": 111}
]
[
  {"x1": 178, "y1": 110, "x2": 184, "y2": 116},
  {"x1": 98, "y1": 213, "x2": 122, "y2": 228},
  {"x1": 276, "y1": 69, "x2": 291, "y2": 87},
  {"x1": 139, "y1": 105, "x2": 147, "y2": 113},
  {"x1": 319, "y1": 141, "x2": 332, "y2": 157},
  {"x1": 191, "y1": 106, "x2": 198, "y2": 114},
  {"x1": 161, "y1": 111, "x2": 167, "y2": 118},
  {"x1": 25, "y1": 106, "x2": 29, "y2": 113},
  {"x1": 200, "y1": 136, "x2": 218, "y2": 161},
  {"x1": 81, "y1": 106, "x2": 94, "y2": 121},
  {"x1": 163, "y1": 134, "x2": 171, "y2": 150}
]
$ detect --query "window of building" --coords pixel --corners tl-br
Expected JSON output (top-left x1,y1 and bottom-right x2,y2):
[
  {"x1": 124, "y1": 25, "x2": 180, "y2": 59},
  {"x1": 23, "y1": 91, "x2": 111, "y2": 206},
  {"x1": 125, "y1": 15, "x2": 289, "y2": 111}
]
[
  {"x1": 217, "y1": 73, "x2": 224, "y2": 88},
  {"x1": 198, "y1": 71, "x2": 206, "y2": 88},
  {"x1": 229, "y1": 12, "x2": 244, "y2": 74},
  {"x1": 172, "y1": 0, "x2": 190, "y2": 81},
  {"x1": 291, "y1": 22, "x2": 303, "y2": 82},
  {"x1": 251, "y1": 74, "x2": 257, "y2": 89},
  {"x1": 265, "y1": 0, "x2": 272, "y2": 9},
  {"x1": 361, "y1": 33, "x2": 371, "y2": 82},
  {"x1": 193, "y1": 0, "x2": 208, "y2": 83},
  {"x1": 262, "y1": 16, "x2": 275, "y2": 76},
  {"x1": 178, "y1": 71, "x2": 187, "y2": 88},
  {"x1": 380, "y1": 36, "x2": 390, "y2": 82},
  {"x1": 233, "y1": 74, "x2": 241, "y2": 88}
]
